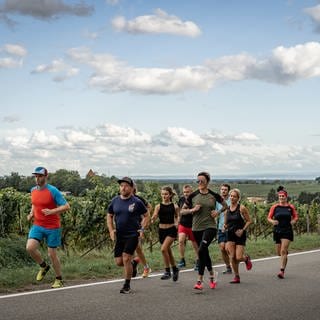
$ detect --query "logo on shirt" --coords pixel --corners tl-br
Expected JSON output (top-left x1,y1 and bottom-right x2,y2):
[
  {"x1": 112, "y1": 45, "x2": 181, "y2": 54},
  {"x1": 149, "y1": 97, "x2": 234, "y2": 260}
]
[{"x1": 128, "y1": 203, "x2": 136, "y2": 212}]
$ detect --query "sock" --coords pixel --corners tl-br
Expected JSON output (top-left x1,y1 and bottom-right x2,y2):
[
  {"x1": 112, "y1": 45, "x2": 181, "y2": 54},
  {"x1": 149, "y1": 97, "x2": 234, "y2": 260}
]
[
  {"x1": 172, "y1": 266, "x2": 178, "y2": 272},
  {"x1": 125, "y1": 279, "x2": 130, "y2": 287},
  {"x1": 280, "y1": 268, "x2": 285, "y2": 272},
  {"x1": 56, "y1": 276, "x2": 62, "y2": 280},
  {"x1": 165, "y1": 267, "x2": 171, "y2": 274},
  {"x1": 40, "y1": 261, "x2": 47, "y2": 268}
]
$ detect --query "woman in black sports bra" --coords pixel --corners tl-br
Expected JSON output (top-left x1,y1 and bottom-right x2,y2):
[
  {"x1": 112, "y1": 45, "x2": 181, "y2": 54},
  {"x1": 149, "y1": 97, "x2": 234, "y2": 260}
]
[
  {"x1": 151, "y1": 186, "x2": 180, "y2": 281},
  {"x1": 225, "y1": 188, "x2": 253, "y2": 284}
]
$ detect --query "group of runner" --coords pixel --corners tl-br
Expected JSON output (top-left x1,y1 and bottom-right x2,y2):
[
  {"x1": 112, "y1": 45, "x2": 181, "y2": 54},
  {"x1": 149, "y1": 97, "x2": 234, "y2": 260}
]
[{"x1": 26, "y1": 167, "x2": 299, "y2": 293}]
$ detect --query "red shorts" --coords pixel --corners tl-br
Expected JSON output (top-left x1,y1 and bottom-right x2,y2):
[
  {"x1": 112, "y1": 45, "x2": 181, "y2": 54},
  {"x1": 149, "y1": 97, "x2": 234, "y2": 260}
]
[{"x1": 178, "y1": 224, "x2": 195, "y2": 242}]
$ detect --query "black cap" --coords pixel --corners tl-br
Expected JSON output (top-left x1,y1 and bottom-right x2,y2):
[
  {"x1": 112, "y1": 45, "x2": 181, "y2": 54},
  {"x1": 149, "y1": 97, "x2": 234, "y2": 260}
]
[{"x1": 117, "y1": 177, "x2": 134, "y2": 187}]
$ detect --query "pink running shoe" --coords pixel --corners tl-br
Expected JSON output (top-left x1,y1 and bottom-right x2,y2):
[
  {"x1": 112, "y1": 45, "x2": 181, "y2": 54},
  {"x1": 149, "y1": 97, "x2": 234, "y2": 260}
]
[
  {"x1": 230, "y1": 276, "x2": 240, "y2": 284},
  {"x1": 277, "y1": 271, "x2": 285, "y2": 279},
  {"x1": 194, "y1": 281, "x2": 203, "y2": 290},
  {"x1": 245, "y1": 255, "x2": 252, "y2": 271},
  {"x1": 209, "y1": 279, "x2": 217, "y2": 289}
]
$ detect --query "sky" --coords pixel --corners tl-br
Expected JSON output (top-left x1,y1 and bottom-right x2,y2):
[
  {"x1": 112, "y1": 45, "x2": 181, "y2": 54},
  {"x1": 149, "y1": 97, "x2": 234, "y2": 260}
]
[{"x1": 1, "y1": 0, "x2": 320, "y2": 179}]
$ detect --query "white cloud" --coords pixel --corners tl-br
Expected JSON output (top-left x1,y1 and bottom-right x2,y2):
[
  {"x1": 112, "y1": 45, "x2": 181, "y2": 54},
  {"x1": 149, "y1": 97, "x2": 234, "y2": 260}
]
[
  {"x1": 3, "y1": 44, "x2": 27, "y2": 56},
  {"x1": 31, "y1": 59, "x2": 79, "y2": 82},
  {"x1": 165, "y1": 127, "x2": 206, "y2": 147},
  {"x1": 0, "y1": 43, "x2": 26, "y2": 69},
  {"x1": 0, "y1": 57, "x2": 22, "y2": 68},
  {"x1": 96, "y1": 124, "x2": 151, "y2": 145},
  {"x1": 234, "y1": 132, "x2": 259, "y2": 141},
  {"x1": 29, "y1": 130, "x2": 62, "y2": 147},
  {"x1": 1, "y1": 124, "x2": 319, "y2": 178},
  {"x1": 266, "y1": 42, "x2": 320, "y2": 82},
  {"x1": 65, "y1": 41, "x2": 320, "y2": 94},
  {"x1": 112, "y1": 8, "x2": 201, "y2": 37},
  {"x1": 305, "y1": 4, "x2": 320, "y2": 32}
]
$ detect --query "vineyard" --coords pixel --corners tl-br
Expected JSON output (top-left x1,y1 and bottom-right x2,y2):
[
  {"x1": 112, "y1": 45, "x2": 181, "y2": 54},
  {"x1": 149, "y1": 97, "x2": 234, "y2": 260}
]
[{"x1": 1, "y1": 179, "x2": 319, "y2": 254}]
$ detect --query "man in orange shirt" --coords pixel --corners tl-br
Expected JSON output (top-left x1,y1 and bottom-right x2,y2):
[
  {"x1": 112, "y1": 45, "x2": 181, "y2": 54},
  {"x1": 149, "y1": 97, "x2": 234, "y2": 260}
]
[{"x1": 26, "y1": 167, "x2": 70, "y2": 288}]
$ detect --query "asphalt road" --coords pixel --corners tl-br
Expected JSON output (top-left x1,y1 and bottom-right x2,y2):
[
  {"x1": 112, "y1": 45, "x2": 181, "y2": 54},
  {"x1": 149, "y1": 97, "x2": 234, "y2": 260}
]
[{"x1": 1, "y1": 250, "x2": 319, "y2": 320}]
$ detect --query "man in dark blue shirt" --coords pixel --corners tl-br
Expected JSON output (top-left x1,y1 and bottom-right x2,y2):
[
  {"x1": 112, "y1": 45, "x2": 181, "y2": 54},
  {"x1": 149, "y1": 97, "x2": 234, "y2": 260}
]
[{"x1": 106, "y1": 177, "x2": 148, "y2": 293}]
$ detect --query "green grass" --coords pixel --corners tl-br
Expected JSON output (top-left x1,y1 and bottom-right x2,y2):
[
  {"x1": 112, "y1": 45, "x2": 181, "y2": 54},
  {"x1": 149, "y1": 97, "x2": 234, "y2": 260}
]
[{"x1": 1, "y1": 233, "x2": 319, "y2": 293}]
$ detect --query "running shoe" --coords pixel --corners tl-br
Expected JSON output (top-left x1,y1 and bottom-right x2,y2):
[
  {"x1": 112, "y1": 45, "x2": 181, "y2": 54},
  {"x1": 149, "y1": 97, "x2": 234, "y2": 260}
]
[
  {"x1": 178, "y1": 258, "x2": 186, "y2": 268},
  {"x1": 36, "y1": 265, "x2": 50, "y2": 281},
  {"x1": 244, "y1": 255, "x2": 252, "y2": 271},
  {"x1": 193, "y1": 281, "x2": 203, "y2": 290},
  {"x1": 51, "y1": 279, "x2": 63, "y2": 289},
  {"x1": 142, "y1": 266, "x2": 151, "y2": 278},
  {"x1": 131, "y1": 257, "x2": 139, "y2": 278},
  {"x1": 209, "y1": 279, "x2": 217, "y2": 289},
  {"x1": 222, "y1": 266, "x2": 232, "y2": 274},
  {"x1": 120, "y1": 285, "x2": 132, "y2": 294},
  {"x1": 172, "y1": 268, "x2": 179, "y2": 282},
  {"x1": 277, "y1": 271, "x2": 285, "y2": 279},
  {"x1": 230, "y1": 276, "x2": 240, "y2": 284},
  {"x1": 160, "y1": 272, "x2": 171, "y2": 280}
]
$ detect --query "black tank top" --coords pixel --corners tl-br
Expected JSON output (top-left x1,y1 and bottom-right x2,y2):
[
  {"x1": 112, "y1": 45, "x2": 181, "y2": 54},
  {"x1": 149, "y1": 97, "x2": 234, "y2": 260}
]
[
  {"x1": 226, "y1": 204, "x2": 245, "y2": 230},
  {"x1": 158, "y1": 203, "x2": 175, "y2": 224}
]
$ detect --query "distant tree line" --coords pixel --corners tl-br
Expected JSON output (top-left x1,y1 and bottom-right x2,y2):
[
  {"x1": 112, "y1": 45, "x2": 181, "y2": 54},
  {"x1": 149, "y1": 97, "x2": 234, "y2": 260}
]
[{"x1": 0, "y1": 170, "x2": 118, "y2": 196}]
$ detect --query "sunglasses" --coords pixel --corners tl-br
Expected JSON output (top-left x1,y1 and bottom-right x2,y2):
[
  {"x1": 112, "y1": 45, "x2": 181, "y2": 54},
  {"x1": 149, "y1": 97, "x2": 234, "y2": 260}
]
[{"x1": 196, "y1": 180, "x2": 206, "y2": 184}]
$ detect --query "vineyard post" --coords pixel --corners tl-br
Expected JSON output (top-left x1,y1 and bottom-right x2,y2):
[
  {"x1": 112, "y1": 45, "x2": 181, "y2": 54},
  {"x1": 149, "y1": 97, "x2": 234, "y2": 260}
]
[{"x1": 306, "y1": 205, "x2": 310, "y2": 234}]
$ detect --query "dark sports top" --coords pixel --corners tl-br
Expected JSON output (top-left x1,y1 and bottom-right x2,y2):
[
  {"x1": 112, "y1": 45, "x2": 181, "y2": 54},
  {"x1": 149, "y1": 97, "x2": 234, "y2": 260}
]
[
  {"x1": 268, "y1": 203, "x2": 298, "y2": 232},
  {"x1": 158, "y1": 203, "x2": 176, "y2": 224},
  {"x1": 226, "y1": 204, "x2": 245, "y2": 231},
  {"x1": 107, "y1": 195, "x2": 147, "y2": 238},
  {"x1": 186, "y1": 189, "x2": 223, "y2": 231},
  {"x1": 178, "y1": 196, "x2": 192, "y2": 228}
]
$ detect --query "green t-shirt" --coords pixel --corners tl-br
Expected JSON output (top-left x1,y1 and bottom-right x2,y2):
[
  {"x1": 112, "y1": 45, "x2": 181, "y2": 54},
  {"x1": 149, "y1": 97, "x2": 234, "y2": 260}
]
[{"x1": 187, "y1": 189, "x2": 223, "y2": 231}]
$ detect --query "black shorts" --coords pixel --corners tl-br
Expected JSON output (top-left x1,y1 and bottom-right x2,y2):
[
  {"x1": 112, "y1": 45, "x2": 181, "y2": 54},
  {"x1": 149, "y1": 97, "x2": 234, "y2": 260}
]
[
  {"x1": 227, "y1": 229, "x2": 247, "y2": 246},
  {"x1": 159, "y1": 226, "x2": 177, "y2": 244},
  {"x1": 273, "y1": 229, "x2": 294, "y2": 244},
  {"x1": 114, "y1": 236, "x2": 139, "y2": 258}
]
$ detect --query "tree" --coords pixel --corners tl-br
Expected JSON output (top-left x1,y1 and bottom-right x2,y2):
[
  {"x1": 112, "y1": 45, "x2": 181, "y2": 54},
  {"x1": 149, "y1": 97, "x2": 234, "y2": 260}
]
[
  {"x1": 49, "y1": 169, "x2": 82, "y2": 195},
  {"x1": 267, "y1": 188, "x2": 277, "y2": 203}
]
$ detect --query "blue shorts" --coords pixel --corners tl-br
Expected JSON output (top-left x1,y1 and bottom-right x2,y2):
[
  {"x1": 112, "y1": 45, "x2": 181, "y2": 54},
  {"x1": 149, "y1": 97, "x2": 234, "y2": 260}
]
[
  {"x1": 217, "y1": 229, "x2": 228, "y2": 244},
  {"x1": 28, "y1": 225, "x2": 61, "y2": 248}
]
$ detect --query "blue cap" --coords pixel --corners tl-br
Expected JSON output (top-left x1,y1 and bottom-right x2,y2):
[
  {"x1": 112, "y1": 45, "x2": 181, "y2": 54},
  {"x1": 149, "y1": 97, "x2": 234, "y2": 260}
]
[{"x1": 32, "y1": 166, "x2": 48, "y2": 176}]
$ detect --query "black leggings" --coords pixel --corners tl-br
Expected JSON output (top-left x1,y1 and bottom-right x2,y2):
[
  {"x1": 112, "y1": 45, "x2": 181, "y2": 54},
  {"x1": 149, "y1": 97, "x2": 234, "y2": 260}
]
[{"x1": 193, "y1": 228, "x2": 217, "y2": 276}]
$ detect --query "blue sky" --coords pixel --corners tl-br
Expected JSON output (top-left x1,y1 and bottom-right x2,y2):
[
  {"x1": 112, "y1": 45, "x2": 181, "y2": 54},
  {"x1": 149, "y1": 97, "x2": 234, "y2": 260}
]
[{"x1": 1, "y1": 0, "x2": 320, "y2": 179}]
